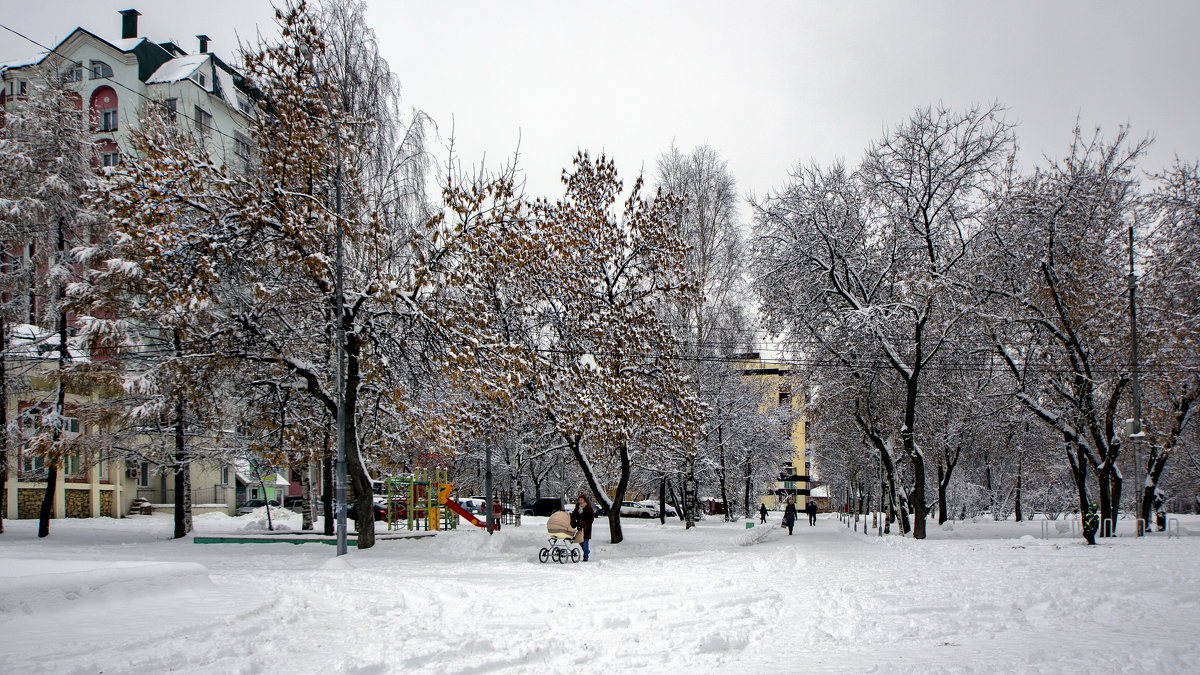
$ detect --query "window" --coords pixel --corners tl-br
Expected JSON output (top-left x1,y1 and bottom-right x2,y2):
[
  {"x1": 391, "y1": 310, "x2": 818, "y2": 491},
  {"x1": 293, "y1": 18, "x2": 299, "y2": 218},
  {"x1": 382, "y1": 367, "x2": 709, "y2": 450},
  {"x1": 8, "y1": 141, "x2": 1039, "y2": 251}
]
[
  {"x1": 236, "y1": 93, "x2": 252, "y2": 115},
  {"x1": 8, "y1": 79, "x2": 28, "y2": 97},
  {"x1": 63, "y1": 65, "x2": 84, "y2": 83},
  {"x1": 137, "y1": 461, "x2": 150, "y2": 487},
  {"x1": 778, "y1": 391, "x2": 791, "y2": 407},
  {"x1": 99, "y1": 460, "x2": 110, "y2": 482},
  {"x1": 163, "y1": 98, "x2": 177, "y2": 122},
  {"x1": 193, "y1": 105, "x2": 212, "y2": 136},
  {"x1": 191, "y1": 71, "x2": 206, "y2": 87},
  {"x1": 66, "y1": 452, "x2": 83, "y2": 476},
  {"x1": 100, "y1": 150, "x2": 120, "y2": 167},
  {"x1": 99, "y1": 109, "x2": 117, "y2": 132},
  {"x1": 21, "y1": 450, "x2": 45, "y2": 476},
  {"x1": 233, "y1": 132, "x2": 252, "y2": 160},
  {"x1": 221, "y1": 466, "x2": 231, "y2": 485},
  {"x1": 90, "y1": 61, "x2": 113, "y2": 79}
]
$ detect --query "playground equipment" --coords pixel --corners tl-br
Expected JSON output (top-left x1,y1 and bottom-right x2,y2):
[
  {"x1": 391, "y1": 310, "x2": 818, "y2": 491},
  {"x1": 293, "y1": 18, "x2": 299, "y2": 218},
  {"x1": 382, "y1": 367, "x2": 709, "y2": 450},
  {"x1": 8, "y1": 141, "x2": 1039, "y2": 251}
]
[{"x1": 381, "y1": 469, "x2": 490, "y2": 532}]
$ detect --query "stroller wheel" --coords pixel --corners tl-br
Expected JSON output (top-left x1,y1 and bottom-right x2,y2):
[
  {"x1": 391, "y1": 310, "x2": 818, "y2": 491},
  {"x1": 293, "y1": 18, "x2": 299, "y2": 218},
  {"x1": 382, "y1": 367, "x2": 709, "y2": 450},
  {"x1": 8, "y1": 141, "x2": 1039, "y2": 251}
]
[
  {"x1": 538, "y1": 547, "x2": 550, "y2": 563},
  {"x1": 570, "y1": 548, "x2": 581, "y2": 563}
]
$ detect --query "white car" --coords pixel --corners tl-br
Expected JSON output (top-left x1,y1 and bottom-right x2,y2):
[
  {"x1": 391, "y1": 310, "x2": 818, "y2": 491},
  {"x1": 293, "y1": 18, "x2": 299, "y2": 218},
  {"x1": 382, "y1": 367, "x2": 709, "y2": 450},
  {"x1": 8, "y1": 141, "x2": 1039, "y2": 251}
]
[
  {"x1": 638, "y1": 501, "x2": 677, "y2": 517},
  {"x1": 619, "y1": 501, "x2": 657, "y2": 518}
]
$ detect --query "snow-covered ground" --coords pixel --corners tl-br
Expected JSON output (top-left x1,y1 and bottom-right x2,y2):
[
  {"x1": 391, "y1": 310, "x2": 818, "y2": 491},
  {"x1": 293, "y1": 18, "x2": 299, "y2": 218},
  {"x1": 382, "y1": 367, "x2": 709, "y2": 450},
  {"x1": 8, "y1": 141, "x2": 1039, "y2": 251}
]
[{"x1": 2, "y1": 510, "x2": 1198, "y2": 674}]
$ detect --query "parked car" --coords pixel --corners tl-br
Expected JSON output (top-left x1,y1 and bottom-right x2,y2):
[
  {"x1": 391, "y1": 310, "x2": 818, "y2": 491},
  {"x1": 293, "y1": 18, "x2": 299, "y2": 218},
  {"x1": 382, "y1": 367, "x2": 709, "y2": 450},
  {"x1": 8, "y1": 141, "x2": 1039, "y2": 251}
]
[
  {"x1": 638, "y1": 500, "x2": 677, "y2": 518},
  {"x1": 347, "y1": 498, "x2": 387, "y2": 521},
  {"x1": 619, "y1": 501, "x2": 657, "y2": 518},
  {"x1": 457, "y1": 498, "x2": 486, "y2": 516},
  {"x1": 469, "y1": 496, "x2": 514, "y2": 515},
  {"x1": 283, "y1": 496, "x2": 306, "y2": 513},
  {"x1": 521, "y1": 497, "x2": 565, "y2": 517},
  {"x1": 235, "y1": 499, "x2": 280, "y2": 516}
]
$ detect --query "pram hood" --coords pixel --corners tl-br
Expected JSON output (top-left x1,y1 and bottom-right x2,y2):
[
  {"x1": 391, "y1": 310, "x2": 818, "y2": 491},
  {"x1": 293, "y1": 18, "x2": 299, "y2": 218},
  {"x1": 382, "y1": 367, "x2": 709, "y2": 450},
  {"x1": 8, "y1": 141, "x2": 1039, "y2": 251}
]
[{"x1": 546, "y1": 510, "x2": 575, "y2": 536}]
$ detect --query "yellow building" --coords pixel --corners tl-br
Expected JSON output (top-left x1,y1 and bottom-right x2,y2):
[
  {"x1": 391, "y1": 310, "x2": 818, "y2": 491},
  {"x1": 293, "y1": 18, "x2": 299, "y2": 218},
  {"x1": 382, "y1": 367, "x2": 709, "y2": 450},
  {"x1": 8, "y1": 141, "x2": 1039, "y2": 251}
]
[{"x1": 736, "y1": 353, "x2": 810, "y2": 510}]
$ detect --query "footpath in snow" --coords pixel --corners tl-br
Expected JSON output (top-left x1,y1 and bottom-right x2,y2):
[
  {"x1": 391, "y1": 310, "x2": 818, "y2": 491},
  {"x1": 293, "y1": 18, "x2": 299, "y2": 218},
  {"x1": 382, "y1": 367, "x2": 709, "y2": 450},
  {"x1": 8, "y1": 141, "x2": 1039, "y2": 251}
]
[{"x1": 1, "y1": 510, "x2": 1198, "y2": 674}]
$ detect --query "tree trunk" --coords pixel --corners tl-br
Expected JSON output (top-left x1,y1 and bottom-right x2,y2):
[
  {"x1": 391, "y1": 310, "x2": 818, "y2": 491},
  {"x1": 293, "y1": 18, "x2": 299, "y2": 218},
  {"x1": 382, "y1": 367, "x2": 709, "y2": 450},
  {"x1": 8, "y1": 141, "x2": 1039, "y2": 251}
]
[
  {"x1": 743, "y1": 448, "x2": 753, "y2": 520},
  {"x1": 0, "y1": 316, "x2": 7, "y2": 535},
  {"x1": 513, "y1": 441, "x2": 525, "y2": 528},
  {"x1": 173, "y1": 457, "x2": 192, "y2": 539},
  {"x1": 717, "y1": 425, "x2": 732, "y2": 522},
  {"x1": 659, "y1": 477, "x2": 667, "y2": 525},
  {"x1": 1139, "y1": 446, "x2": 1169, "y2": 529},
  {"x1": 683, "y1": 453, "x2": 697, "y2": 529},
  {"x1": 606, "y1": 442, "x2": 631, "y2": 543},
  {"x1": 39, "y1": 304, "x2": 70, "y2": 539},
  {"x1": 322, "y1": 435, "x2": 334, "y2": 536},
  {"x1": 1065, "y1": 434, "x2": 1095, "y2": 545},
  {"x1": 937, "y1": 463, "x2": 948, "y2": 525},
  {"x1": 1014, "y1": 456, "x2": 1024, "y2": 523},
  {"x1": 38, "y1": 465, "x2": 57, "y2": 537},
  {"x1": 172, "y1": 329, "x2": 192, "y2": 539},
  {"x1": 301, "y1": 458, "x2": 315, "y2": 531},
  {"x1": 344, "y1": 333, "x2": 374, "y2": 549}
]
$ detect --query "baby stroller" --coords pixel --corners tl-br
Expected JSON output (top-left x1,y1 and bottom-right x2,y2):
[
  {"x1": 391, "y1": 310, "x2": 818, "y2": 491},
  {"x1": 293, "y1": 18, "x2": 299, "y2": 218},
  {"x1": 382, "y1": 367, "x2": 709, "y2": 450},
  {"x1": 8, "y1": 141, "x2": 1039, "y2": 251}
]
[{"x1": 539, "y1": 510, "x2": 583, "y2": 563}]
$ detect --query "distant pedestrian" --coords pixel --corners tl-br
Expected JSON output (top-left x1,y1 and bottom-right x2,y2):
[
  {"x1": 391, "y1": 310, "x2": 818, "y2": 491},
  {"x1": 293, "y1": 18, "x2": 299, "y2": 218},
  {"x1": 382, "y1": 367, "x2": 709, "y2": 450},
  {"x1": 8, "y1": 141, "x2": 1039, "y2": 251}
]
[
  {"x1": 805, "y1": 499, "x2": 818, "y2": 526},
  {"x1": 783, "y1": 497, "x2": 797, "y2": 535},
  {"x1": 571, "y1": 494, "x2": 596, "y2": 561},
  {"x1": 759, "y1": 503, "x2": 768, "y2": 524}
]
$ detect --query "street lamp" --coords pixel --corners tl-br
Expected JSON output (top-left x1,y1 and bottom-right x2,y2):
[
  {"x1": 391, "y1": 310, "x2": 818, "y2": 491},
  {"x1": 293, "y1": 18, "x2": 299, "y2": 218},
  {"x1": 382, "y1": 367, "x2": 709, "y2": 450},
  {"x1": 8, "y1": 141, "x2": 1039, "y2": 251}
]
[{"x1": 1127, "y1": 221, "x2": 1145, "y2": 537}]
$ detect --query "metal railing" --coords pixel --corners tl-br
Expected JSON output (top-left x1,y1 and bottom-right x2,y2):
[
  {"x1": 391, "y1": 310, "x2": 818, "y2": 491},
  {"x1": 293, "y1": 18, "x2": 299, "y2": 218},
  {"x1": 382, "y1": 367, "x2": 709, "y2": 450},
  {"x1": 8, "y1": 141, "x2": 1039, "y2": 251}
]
[{"x1": 137, "y1": 485, "x2": 233, "y2": 506}]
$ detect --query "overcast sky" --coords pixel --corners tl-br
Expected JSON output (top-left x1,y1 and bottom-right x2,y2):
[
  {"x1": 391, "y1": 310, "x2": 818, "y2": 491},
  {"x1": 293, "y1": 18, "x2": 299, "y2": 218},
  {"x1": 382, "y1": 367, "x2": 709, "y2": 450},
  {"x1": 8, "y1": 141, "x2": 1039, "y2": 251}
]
[{"x1": 4, "y1": 0, "x2": 1199, "y2": 205}]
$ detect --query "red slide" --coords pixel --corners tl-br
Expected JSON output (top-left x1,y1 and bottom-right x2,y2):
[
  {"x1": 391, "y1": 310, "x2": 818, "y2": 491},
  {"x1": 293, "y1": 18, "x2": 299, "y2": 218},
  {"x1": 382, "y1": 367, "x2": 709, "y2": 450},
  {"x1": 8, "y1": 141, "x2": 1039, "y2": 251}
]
[{"x1": 443, "y1": 499, "x2": 486, "y2": 528}]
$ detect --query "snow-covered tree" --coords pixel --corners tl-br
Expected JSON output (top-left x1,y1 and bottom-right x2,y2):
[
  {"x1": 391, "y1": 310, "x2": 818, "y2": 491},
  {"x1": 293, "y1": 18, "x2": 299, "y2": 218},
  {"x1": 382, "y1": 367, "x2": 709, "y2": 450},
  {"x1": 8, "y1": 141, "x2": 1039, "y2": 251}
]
[
  {"x1": 753, "y1": 104, "x2": 1015, "y2": 538},
  {"x1": 1136, "y1": 160, "x2": 1200, "y2": 526},
  {"x1": 987, "y1": 125, "x2": 1149, "y2": 536},
  {"x1": 0, "y1": 65, "x2": 104, "y2": 537}
]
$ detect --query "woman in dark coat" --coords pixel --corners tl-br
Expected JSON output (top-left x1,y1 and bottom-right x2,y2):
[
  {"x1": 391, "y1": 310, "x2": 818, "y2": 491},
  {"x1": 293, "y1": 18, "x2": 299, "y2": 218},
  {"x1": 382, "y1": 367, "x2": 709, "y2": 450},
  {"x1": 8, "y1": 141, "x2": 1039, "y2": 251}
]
[
  {"x1": 571, "y1": 494, "x2": 596, "y2": 561},
  {"x1": 783, "y1": 497, "x2": 797, "y2": 535},
  {"x1": 805, "y1": 499, "x2": 818, "y2": 526}
]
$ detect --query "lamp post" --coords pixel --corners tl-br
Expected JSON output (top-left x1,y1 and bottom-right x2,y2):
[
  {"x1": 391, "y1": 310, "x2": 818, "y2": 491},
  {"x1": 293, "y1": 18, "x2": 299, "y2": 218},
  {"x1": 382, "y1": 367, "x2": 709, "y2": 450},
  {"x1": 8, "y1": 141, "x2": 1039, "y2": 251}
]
[
  {"x1": 1127, "y1": 222, "x2": 1145, "y2": 537},
  {"x1": 334, "y1": 159, "x2": 347, "y2": 555}
]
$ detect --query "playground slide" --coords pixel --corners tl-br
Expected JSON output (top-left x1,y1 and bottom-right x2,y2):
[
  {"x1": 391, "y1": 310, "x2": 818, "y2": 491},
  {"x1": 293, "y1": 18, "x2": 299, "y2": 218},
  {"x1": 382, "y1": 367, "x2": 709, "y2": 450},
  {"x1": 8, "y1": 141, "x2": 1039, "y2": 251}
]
[{"x1": 443, "y1": 499, "x2": 486, "y2": 528}]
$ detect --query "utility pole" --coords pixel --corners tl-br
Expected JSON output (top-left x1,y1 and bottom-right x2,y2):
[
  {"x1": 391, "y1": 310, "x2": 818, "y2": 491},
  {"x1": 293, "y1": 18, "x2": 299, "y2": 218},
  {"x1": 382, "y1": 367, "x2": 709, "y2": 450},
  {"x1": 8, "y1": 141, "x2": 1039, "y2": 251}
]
[
  {"x1": 484, "y1": 442, "x2": 494, "y2": 534},
  {"x1": 1128, "y1": 222, "x2": 1145, "y2": 537},
  {"x1": 334, "y1": 161, "x2": 348, "y2": 555}
]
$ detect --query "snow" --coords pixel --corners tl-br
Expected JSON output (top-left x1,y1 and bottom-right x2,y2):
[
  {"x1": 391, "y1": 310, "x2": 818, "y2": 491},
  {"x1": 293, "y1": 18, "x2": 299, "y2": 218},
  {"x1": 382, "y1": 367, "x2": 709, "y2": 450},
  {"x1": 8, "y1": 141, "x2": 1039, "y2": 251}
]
[
  {"x1": 1, "y1": 513, "x2": 1198, "y2": 673},
  {"x1": 146, "y1": 54, "x2": 209, "y2": 85},
  {"x1": 112, "y1": 37, "x2": 147, "y2": 52}
]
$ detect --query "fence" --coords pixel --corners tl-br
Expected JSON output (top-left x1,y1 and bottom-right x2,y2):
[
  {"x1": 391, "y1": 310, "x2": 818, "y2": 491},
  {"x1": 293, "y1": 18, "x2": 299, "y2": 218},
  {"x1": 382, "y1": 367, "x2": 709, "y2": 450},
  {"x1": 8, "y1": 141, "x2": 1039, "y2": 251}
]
[{"x1": 137, "y1": 485, "x2": 233, "y2": 507}]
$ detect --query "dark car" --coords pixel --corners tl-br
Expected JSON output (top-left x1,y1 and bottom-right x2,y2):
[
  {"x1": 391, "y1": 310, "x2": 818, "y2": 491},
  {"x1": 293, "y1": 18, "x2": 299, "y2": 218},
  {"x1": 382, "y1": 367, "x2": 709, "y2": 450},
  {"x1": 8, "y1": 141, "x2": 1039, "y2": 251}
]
[
  {"x1": 346, "y1": 498, "x2": 388, "y2": 521},
  {"x1": 521, "y1": 497, "x2": 565, "y2": 517}
]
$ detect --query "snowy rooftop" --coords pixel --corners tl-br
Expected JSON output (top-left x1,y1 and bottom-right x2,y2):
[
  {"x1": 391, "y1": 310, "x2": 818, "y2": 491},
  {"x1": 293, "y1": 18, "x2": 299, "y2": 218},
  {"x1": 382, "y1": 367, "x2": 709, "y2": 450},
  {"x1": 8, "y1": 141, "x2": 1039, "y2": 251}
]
[
  {"x1": 0, "y1": 56, "x2": 43, "y2": 72},
  {"x1": 146, "y1": 54, "x2": 209, "y2": 84}
]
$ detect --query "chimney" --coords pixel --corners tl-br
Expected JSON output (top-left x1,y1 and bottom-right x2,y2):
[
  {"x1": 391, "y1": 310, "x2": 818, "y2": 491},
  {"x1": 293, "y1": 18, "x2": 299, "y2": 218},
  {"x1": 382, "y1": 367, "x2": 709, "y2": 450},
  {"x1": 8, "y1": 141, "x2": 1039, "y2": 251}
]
[
  {"x1": 197, "y1": 35, "x2": 211, "y2": 54},
  {"x1": 119, "y1": 9, "x2": 141, "y2": 39}
]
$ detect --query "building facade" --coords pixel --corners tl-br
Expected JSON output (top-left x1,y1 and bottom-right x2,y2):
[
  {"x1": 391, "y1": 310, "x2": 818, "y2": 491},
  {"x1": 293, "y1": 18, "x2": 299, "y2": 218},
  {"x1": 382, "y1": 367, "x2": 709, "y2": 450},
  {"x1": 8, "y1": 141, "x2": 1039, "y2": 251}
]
[
  {"x1": 0, "y1": 9, "x2": 254, "y2": 170},
  {"x1": 737, "y1": 353, "x2": 813, "y2": 511},
  {"x1": 2, "y1": 9, "x2": 254, "y2": 520}
]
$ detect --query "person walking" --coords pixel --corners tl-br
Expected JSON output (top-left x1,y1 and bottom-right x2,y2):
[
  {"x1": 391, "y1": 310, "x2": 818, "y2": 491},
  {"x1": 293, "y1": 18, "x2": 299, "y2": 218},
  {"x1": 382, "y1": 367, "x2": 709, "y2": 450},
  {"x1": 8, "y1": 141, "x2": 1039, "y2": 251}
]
[
  {"x1": 783, "y1": 497, "x2": 797, "y2": 535},
  {"x1": 805, "y1": 499, "x2": 818, "y2": 526},
  {"x1": 759, "y1": 503, "x2": 768, "y2": 524},
  {"x1": 571, "y1": 493, "x2": 596, "y2": 561}
]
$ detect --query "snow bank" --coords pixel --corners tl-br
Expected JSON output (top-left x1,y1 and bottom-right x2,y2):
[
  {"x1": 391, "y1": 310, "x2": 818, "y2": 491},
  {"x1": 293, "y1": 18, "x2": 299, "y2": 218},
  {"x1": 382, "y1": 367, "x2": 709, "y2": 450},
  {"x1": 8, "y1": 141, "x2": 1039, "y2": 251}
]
[{"x1": 0, "y1": 559, "x2": 212, "y2": 618}]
